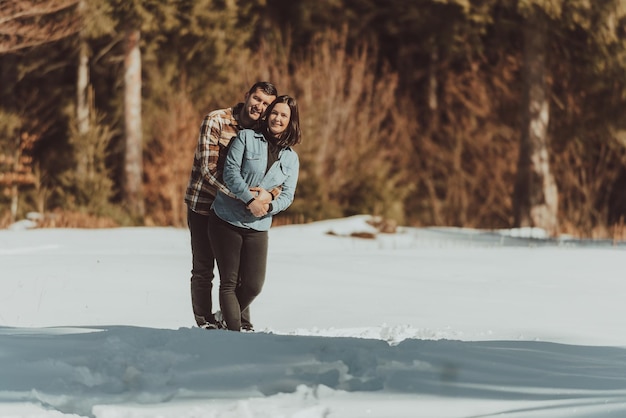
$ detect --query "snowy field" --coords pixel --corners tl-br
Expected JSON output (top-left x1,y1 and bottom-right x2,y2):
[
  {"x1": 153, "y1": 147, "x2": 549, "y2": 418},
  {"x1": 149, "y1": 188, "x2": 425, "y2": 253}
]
[{"x1": 1, "y1": 215, "x2": 625, "y2": 418}]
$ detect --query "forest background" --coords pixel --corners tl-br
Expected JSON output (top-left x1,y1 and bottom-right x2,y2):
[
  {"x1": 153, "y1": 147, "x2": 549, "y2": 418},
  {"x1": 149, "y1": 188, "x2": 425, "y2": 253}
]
[{"x1": 1, "y1": 0, "x2": 626, "y2": 239}]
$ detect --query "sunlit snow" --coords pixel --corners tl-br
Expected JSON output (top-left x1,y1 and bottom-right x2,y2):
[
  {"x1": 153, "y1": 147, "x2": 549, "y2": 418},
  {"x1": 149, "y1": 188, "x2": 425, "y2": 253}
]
[{"x1": 1, "y1": 215, "x2": 625, "y2": 417}]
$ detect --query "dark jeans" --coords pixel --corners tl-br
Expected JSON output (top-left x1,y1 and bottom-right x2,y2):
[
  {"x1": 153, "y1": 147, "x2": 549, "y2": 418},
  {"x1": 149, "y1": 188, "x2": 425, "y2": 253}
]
[
  {"x1": 187, "y1": 207, "x2": 251, "y2": 327},
  {"x1": 207, "y1": 210, "x2": 268, "y2": 331}
]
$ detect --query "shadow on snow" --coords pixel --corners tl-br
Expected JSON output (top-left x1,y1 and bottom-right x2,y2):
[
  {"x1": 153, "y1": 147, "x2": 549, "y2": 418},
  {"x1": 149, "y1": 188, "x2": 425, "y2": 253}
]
[{"x1": 1, "y1": 326, "x2": 625, "y2": 416}]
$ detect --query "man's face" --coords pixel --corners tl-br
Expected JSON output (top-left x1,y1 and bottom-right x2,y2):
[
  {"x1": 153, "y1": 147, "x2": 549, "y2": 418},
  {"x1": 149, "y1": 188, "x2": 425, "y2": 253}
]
[{"x1": 240, "y1": 88, "x2": 276, "y2": 128}]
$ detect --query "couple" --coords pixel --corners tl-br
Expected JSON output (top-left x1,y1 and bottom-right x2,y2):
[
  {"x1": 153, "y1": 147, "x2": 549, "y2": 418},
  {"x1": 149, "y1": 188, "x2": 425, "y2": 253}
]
[{"x1": 184, "y1": 81, "x2": 301, "y2": 331}]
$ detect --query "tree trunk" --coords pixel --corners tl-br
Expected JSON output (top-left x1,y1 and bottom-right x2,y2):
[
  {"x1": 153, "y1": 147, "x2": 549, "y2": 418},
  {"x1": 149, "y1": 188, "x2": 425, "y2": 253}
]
[
  {"x1": 76, "y1": 2, "x2": 90, "y2": 180},
  {"x1": 513, "y1": 10, "x2": 558, "y2": 235},
  {"x1": 427, "y1": 45, "x2": 439, "y2": 131},
  {"x1": 10, "y1": 142, "x2": 20, "y2": 222},
  {"x1": 123, "y1": 28, "x2": 144, "y2": 220}
]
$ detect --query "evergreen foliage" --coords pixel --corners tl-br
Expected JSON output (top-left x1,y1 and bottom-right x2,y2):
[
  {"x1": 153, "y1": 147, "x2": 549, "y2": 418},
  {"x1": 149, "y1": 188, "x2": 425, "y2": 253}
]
[
  {"x1": 61, "y1": 109, "x2": 116, "y2": 215},
  {"x1": 0, "y1": 0, "x2": 625, "y2": 237}
]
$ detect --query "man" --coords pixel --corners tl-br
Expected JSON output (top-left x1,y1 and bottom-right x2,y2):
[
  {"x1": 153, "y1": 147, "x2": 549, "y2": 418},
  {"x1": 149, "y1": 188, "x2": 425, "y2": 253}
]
[{"x1": 185, "y1": 81, "x2": 278, "y2": 330}]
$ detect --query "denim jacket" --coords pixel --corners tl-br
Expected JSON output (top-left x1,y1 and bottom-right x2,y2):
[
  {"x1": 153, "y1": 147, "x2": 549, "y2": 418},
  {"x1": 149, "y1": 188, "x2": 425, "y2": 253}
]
[{"x1": 212, "y1": 129, "x2": 299, "y2": 231}]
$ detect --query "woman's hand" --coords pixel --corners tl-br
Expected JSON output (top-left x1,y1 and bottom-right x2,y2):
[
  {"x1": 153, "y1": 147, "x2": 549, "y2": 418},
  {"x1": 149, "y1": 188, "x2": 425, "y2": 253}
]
[{"x1": 247, "y1": 198, "x2": 268, "y2": 217}]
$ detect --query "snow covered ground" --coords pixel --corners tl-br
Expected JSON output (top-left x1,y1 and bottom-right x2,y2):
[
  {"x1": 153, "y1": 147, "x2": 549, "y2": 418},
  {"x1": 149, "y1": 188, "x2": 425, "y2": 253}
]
[{"x1": 1, "y1": 215, "x2": 625, "y2": 417}]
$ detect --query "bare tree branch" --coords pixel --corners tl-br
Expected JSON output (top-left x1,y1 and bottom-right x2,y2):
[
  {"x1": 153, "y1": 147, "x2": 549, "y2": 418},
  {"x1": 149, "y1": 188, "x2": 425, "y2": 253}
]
[{"x1": 0, "y1": 0, "x2": 80, "y2": 54}]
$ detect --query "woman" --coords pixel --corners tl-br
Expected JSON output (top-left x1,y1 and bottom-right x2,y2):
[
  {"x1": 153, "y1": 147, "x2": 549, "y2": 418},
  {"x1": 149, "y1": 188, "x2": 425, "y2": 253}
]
[{"x1": 208, "y1": 95, "x2": 301, "y2": 331}]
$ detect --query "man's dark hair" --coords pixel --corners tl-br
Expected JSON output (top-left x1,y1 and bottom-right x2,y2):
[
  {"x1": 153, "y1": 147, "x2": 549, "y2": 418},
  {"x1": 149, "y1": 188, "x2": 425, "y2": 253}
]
[{"x1": 248, "y1": 81, "x2": 278, "y2": 97}]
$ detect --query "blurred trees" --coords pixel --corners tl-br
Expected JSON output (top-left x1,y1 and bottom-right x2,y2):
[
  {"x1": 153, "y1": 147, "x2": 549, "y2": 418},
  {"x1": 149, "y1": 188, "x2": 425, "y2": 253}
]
[
  {"x1": 0, "y1": 0, "x2": 80, "y2": 223},
  {"x1": 0, "y1": 0, "x2": 625, "y2": 238}
]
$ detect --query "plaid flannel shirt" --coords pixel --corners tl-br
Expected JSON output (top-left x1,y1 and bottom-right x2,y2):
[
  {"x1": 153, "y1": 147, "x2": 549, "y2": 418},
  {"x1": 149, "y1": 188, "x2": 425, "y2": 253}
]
[{"x1": 184, "y1": 104, "x2": 243, "y2": 215}]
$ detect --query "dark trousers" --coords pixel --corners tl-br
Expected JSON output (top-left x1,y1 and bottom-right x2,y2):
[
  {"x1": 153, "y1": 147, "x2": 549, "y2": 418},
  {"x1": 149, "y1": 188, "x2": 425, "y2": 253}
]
[
  {"x1": 187, "y1": 207, "x2": 251, "y2": 326},
  {"x1": 207, "y1": 210, "x2": 268, "y2": 331}
]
